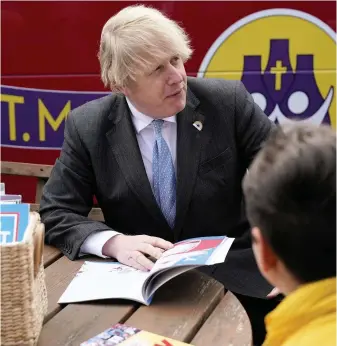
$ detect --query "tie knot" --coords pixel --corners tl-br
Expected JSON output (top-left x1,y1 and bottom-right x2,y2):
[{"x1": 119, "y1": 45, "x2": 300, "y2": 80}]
[{"x1": 152, "y1": 119, "x2": 164, "y2": 136}]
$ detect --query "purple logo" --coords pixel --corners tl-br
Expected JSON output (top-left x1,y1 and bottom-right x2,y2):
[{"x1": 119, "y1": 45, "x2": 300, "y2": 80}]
[{"x1": 241, "y1": 39, "x2": 334, "y2": 125}]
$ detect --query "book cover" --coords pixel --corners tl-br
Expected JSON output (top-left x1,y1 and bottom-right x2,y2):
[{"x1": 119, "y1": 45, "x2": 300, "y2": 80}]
[
  {"x1": 153, "y1": 236, "x2": 231, "y2": 270},
  {"x1": 0, "y1": 203, "x2": 30, "y2": 243},
  {"x1": 80, "y1": 323, "x2": 193, "y2": 345}
]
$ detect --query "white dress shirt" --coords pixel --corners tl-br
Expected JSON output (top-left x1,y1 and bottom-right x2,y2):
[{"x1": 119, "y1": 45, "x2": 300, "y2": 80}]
[{"x1": 80, "y1": 97, "x2": 177, "y2": 257}]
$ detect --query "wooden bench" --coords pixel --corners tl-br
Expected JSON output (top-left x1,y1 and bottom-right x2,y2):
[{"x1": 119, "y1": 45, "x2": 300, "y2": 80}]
[{"x1": 1, "y1": 161, "x2": 104, "y2": 221}]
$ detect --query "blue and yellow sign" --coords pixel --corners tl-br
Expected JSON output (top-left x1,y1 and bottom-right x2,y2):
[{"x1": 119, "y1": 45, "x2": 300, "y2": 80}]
[
  {"x1": 2, "y1": 9, "x2": 335, "y2": 150},
  {"x1": 1, "y1": 86, "x2": 108, "y2": 149},
  {"x1": 198, "y1": 9, "x2": 336, "y2": 128}
]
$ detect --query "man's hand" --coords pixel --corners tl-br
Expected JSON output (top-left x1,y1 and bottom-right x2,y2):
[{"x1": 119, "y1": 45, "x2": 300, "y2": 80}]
[
  {"x1": 267, "y1": 287, "x2": 281, "y2": 298},
  {"x1": 102, "y1": 234, "x2": 174, "y2": 271}
]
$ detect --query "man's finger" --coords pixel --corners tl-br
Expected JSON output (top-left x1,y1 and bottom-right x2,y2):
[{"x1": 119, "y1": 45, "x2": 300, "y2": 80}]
[
  {"x1": 125, "y1": 254, "x2": 148, "y2": 272},
  {"x1": 144, "y1": 236, "x2": 174, "y2": 250},
  {"x1": 138, "y1": 243, "x2": 164, "y2": 260},
  {"x1": 267, "y1": 287, "x2": 280, "y2": 298},
  {"x1": 134, "y1": 252, "x2": 155, "y2": 271}
]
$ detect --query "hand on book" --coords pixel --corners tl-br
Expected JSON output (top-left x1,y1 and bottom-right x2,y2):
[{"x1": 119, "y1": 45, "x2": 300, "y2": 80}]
[{"x1": 102, "y1": 234, "x2": 174, "y2": 271}]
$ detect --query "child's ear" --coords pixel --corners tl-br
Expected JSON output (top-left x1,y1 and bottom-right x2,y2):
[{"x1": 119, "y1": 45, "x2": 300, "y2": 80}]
[{"x1": 251, "y1": 227, "x2": 278, "y2": 275}]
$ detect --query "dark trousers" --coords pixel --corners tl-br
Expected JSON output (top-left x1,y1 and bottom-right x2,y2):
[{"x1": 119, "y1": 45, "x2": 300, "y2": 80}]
[
  {"x1": 233, "y1": 293, "x2": 283, "y2": 346},
  {"x1": 197, "y1": 249, "x2": 283, "y2": 345}
]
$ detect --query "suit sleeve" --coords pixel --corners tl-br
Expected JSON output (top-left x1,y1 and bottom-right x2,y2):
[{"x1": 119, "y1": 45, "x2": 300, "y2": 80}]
[
  {"x1": 39, "y1": 112, "x2": 113, "y2": 260},
  {"x1": 234, "y1": 81, "x2": 275, "y2": 168}
]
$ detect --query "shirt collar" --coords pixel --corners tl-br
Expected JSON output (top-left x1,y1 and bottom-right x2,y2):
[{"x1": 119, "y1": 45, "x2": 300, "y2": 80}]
[{"x1": 126, "y1": 97, "x2": 176, "y2": 134}]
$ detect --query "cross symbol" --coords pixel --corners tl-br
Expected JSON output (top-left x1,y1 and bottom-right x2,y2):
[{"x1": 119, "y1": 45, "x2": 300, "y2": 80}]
[{"x1": 270, "y1": 60, "x2": 287, "y2": 91}]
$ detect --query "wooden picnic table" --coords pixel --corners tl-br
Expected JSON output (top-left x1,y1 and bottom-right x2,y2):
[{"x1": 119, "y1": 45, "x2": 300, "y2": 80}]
[{"x1": 37, "y1": 244, "x2": 253, "y2": 346}]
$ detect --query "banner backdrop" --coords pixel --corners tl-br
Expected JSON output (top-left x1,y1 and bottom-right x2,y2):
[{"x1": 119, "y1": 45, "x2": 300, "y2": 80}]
[{"x1": 1, "y1": 85, "x2": 109, "y2": 150}]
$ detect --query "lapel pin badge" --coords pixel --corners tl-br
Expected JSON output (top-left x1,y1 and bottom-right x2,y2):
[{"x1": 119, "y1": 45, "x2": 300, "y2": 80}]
[{"x1": 193, "y1": 121, "x2": 203, "y2": 131}]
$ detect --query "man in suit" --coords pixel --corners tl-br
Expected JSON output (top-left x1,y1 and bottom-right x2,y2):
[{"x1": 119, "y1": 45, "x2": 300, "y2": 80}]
[{"x1": 40, "y1": 5, "x2": 279, "y2": 344}]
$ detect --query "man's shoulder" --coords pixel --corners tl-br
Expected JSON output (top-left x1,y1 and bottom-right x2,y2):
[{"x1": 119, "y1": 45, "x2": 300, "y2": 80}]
[
  {"x1": 68, "y1": 93, "x2": 124, "y2": 131},
  {"x1": 70, "y1": 93, "x2": 118, "y2": 119},
  {"x1": 187, "y1": 76, "x2": 239, "y2": 99}
]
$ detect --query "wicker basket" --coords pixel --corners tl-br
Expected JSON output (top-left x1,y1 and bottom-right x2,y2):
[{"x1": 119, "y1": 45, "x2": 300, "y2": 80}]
[{"x1": 1, "y1": 212, "x2": 48, "y2": 346}]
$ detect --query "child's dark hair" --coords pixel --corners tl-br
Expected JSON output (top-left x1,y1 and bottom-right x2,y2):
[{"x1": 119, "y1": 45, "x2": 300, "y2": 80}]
[{"x1": 243, "y1": 123, "x2": 336, "y2": 283}]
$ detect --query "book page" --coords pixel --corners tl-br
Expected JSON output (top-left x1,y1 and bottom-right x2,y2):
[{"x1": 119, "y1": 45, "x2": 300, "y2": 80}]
[
  {"x1": 151, "y1": 236, "x2": 231, "y2": 273},
  {"x1": 58, "y1": 261, "x2": 150, "y2": 305},
  {"x1": 144, "y1": 265, "x2": 195, "y2": 300},
  {"x1": 206, "y1": 236, "x2": 235, "y2": 264}
]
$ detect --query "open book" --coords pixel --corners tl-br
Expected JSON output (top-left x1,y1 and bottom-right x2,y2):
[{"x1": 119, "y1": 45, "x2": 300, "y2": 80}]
[{"x1": 59, "y1": 235, "x2": 234, "y2": 305}]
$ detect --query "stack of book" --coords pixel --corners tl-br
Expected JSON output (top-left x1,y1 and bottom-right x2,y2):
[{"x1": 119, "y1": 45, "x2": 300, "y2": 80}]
[
  {"x1": 0, "y1": 182, "x2": 22, "y2": 204},
  {"x1": 0, "y1": 182, "x2": 29, "y2": 244},
  {"x1": 0, "y1": 183, "x2": 47, "y2": 345}
]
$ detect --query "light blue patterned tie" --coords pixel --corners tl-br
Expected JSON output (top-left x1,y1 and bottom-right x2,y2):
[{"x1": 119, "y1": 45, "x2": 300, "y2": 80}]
[{"x1": 152, "y1": 119, "x2": 176, "y2": 228}]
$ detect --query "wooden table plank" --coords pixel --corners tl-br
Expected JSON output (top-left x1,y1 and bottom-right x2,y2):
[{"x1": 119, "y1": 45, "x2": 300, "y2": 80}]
[
  {"x1": 1, "y1": 161, "x2": 53, "y2": 178},
  {"x1": 124, "y1": 270, "x2": 224, "y2": 344},
  {"x1": 44, "y1": 256, "x2": 84, "y2": 323},
  {"x1": 38, "y1": 302, "x2": 138, "y2": 346},
  {"x1": 40, "y1": 254, "x2": 252, "y2": 345},
  {"x1": 43, "y1": 244, "x2": 62, "y2": 268},
  {"x1": 191, "y1": 291, "x2": 253, "y2": 346}
]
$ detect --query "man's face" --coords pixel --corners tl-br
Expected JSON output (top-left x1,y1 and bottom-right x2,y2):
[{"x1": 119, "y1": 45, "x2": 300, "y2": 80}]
[{"x1": 123, "y1": 55, "x2": 187, "y2": 118}]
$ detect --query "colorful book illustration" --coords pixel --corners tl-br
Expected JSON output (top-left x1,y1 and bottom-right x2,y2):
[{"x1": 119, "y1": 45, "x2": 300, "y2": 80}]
[
  {"x1": 59, "y1": 236, "x2": 234, "y2": 305},
  {"x1": 80, "y1": 323, "x2": 193, "y2": 345},
  {"x1": 0, "y1": 203, "x2": 30, "y2": 244}
]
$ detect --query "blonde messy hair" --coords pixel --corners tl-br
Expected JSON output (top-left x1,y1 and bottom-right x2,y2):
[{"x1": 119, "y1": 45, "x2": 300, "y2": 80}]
[{"x1": 98, "y1": 5, "x2": 193, "y2": 91}]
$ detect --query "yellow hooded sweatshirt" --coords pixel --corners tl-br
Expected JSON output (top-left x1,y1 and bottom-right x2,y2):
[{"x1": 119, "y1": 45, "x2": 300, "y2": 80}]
[{"x1": 263, "y1": 277, "x2": 336, "y2": 346}]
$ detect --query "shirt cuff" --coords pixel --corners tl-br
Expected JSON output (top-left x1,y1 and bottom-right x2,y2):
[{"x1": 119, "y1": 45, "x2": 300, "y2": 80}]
[{"x1": 79, "y1": 230, "x2": 121, "y2": 258}]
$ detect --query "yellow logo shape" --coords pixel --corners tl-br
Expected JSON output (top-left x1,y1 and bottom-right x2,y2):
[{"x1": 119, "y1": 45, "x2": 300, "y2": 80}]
[{"x1": 198, "y1": 9, "x2": 336, "y2": 128}]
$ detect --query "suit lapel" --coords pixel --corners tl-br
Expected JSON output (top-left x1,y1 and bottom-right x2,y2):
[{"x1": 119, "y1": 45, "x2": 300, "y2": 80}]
[
  {"x1": 174, "y1": 88, "x2": 208, "y2": 238},
  {"x1": 106, "y1": 97, "x2": 172, "y2": 234}
]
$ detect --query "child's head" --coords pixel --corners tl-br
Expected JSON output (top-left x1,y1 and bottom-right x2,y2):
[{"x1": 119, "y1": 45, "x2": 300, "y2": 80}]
[{"x1": 243, "y1": 123, "x2": 336, "y2": 294}]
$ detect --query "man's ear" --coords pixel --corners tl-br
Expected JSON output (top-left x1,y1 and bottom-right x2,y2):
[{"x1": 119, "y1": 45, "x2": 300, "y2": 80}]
[
  {"x1": 251, "y1": 227, "x2": 278, "y2": 274},
  {"x1": 114, "y1": 85, "x2": 127, "y2": 95},
  {"x1": 119, "y1": 86, "x2": 128, "y2": 96}
]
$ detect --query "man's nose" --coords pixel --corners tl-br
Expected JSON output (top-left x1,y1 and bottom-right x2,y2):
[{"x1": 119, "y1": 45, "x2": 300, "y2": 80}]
[{"x1": 167, "y1": 66, "x2": 183, "y2": 85}]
